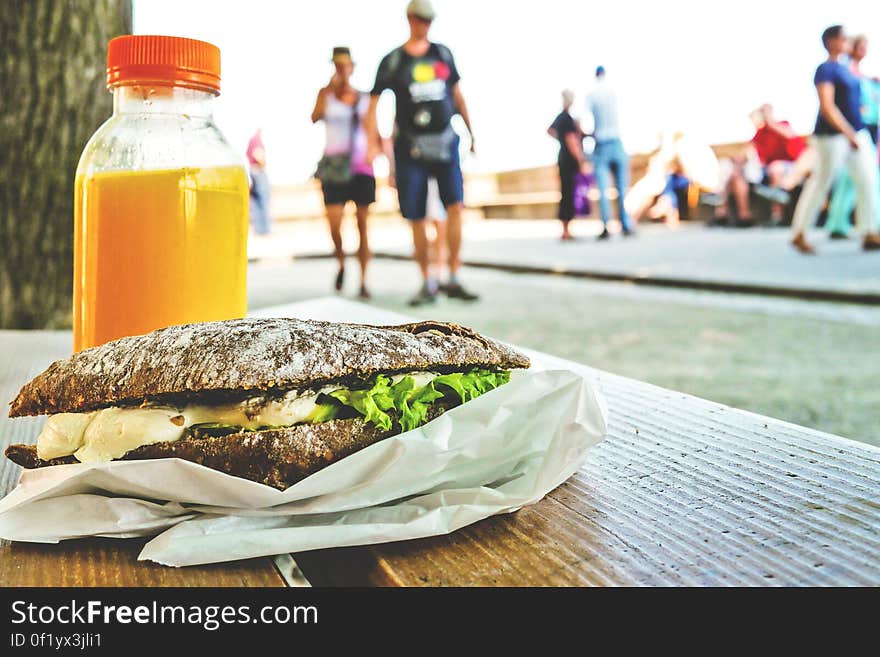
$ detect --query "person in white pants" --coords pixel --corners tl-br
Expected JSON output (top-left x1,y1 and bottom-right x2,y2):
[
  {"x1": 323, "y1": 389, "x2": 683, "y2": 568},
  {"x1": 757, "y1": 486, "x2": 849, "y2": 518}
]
[{"x1": 791, "y1": 25, "x2": 880, "y2": 254}]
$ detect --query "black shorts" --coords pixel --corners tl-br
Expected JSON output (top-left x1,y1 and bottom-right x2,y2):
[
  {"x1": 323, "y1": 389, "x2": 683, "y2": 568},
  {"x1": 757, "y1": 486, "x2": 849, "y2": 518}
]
[{"x1": 322, "y1": 174, "x2": 376, "y2": 206}]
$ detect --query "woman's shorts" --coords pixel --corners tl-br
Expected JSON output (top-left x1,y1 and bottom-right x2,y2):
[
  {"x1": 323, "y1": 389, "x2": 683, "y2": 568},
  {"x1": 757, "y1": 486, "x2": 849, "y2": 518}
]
[{"x1": 322, "y1": 174, "x2": 376, "y2": 206}]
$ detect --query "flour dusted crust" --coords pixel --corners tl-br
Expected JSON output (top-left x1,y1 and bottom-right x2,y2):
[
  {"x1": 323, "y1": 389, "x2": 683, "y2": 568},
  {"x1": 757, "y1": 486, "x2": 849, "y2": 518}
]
[
  {"x1": 5, "y1": 404, "x2": 454, "y2": 490},
  {"x1": 8, "y1": 318, "x2": 529, "y2": 417}
]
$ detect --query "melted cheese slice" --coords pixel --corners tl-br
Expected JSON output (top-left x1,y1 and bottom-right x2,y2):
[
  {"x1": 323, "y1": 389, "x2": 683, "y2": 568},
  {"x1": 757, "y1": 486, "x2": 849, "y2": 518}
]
[{"x1": 35, "y1": 372, "x2": 441, "y2": 463}]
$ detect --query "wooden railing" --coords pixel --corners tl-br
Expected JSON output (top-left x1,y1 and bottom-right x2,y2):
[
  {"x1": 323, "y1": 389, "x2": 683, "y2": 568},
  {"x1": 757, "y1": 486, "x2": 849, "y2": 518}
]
[{"x1": 268, "y1": 141, "x2": 752, "y2": 222}]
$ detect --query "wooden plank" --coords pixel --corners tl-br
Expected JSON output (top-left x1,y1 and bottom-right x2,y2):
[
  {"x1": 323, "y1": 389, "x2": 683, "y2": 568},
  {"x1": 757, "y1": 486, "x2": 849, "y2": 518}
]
[
  {"x1": 296, "y1": 367, "x2": 880, "y2": 586},
  {"x1": 0, "y1": 540, "x2": 285, "y2": 587},
  {"x1": 260, "y1": 300, "x2": 880, "y2": 587},
  {"x1": 295, "y1": 488, "x2": 652, "y2": 586},
  {"x1": 0, "y1": 331, "x2": 287, "y2": 587}
]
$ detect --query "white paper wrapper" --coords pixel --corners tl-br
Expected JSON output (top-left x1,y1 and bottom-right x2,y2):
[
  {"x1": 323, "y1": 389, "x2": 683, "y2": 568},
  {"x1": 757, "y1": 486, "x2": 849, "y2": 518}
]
[{"x1": 0, "y1": 369, "x2": 606, "y2": 566}]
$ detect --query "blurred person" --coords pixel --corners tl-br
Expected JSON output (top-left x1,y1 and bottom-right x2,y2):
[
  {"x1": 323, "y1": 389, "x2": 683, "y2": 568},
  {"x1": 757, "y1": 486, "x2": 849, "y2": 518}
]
[
  {"x1": 711, "y1": 151, "x2": 755, "y2": 225},
  {"x1": 246, "y1": 128, "x2": 272, "y2": 235},
  {"x1": 714, "y1": 105, "x2": 812, "y2": 225},
  {"x1": 312, "y1": 46, "x2": 377, "y2": 298},
  {"x1": 585, "y1": 66, "x2": 633, "y2": 239},
  {"x1": 385, "y1": 137, "x2": 449, "y2": 286},
  {"x1": 626, "y1": 130, "x2": 719, "y2": 224},
  {"x1": 364, "y1": 0, "x2": 478, "y2": 306},
  {"x1": 825, "y1": 35, "x2": 880, "y2": 239},
  {"x1": 790, "y1": 25, "x2": 880, "y2": 254},
  {"x1": 750, "y1": 104, "x2": 812, "y2": 224},
  {"x1": 548, "y1": 89, "x2": 590, "y2": 240},
  {"x1": 645, "y1": 170, "x2": 690, "y2": 225},
  {"x1": 425, "y1": 179, "x2": 450, "y2": 285}
]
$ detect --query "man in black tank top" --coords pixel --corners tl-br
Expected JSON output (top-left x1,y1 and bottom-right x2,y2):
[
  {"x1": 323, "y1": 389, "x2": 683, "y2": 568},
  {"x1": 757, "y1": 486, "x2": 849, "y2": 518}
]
[{"x1": 364, "y1": 0, "x2": 479, "y2": 306}]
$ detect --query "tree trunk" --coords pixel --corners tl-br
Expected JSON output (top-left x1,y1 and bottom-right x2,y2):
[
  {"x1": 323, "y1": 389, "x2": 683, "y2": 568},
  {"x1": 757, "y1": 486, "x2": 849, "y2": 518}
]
[{"x1": 0, "y1": 0, "x2": 132, "y2": 329}]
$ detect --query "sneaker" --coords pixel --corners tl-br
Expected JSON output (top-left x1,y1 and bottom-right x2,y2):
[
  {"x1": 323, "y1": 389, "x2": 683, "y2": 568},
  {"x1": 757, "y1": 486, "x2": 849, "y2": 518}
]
[
  {"x1": 444, "y1": 282, "x2": 479, "y2": 301},
  {"x1": 754, "y1": 184, "x2": 791, "y2": 206},
  {"x1": 408, "y1": 285, "x2": 438, "y2": 307},
  {"x1": 334, "y1": 268, "x2": 345, "y2": 292},
  {"x1": 622, "y1": 228, "x2": 635, "y2": 237},
  {"x1": 597, "y1": 228, "x2": 611, "y2": 240},
  {"x1": 863, "y1": 234, "x2": 880, "y2": 251},
  {"x1": 829, "y1": 231, "x2": 850, "y2": 240}
]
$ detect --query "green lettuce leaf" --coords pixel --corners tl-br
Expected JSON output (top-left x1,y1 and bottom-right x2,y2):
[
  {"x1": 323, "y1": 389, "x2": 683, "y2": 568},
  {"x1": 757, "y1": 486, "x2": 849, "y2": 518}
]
[
  {"x1": 325, "y1": 368, "x2": 510, "y2": 433},
  {"x1": 327, "y1": 380, "x2": 394, "y2": 431}
]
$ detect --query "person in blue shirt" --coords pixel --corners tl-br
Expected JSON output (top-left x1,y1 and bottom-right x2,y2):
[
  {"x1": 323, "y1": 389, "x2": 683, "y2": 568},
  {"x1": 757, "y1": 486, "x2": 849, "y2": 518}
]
[
  {"x1": 790, "y1": 25, "x2": 880, "y2": 253},
  {"x1": 824, "y1": 34, "x2": 880, "y2": 239},
  {"x1": 585, "y1": 66, "x2": 635, "y2": 239}
]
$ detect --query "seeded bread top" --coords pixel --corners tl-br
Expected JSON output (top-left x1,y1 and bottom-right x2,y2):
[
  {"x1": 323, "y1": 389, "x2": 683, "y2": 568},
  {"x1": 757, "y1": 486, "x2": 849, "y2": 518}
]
[{"x1": 9, "y1": 317, "x2": 529, "y2": 417}]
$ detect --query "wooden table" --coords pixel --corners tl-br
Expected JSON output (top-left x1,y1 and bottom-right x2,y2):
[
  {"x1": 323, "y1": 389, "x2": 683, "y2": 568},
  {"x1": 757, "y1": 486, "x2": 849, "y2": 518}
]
[{"x1": 2, "y1": 298, "x2": 878, "y2": 586}]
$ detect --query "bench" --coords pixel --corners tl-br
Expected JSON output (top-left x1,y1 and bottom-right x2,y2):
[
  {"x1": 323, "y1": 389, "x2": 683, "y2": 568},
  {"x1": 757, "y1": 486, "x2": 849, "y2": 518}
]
[{"x1": 473, "y1": 141, "x2": 791, "y2": 223}]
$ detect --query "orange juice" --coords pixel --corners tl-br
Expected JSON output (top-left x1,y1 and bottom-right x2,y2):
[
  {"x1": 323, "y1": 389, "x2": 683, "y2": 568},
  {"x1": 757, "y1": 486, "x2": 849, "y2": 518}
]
[{"x1": 73, "y1": 166, "x2": 248, "y2": 351}]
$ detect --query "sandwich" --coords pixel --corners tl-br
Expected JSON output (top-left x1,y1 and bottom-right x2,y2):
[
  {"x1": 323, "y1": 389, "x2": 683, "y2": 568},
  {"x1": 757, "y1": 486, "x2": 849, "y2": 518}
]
[{"x1": 4, "y1": 318, "x2": 529, "y2": 489}]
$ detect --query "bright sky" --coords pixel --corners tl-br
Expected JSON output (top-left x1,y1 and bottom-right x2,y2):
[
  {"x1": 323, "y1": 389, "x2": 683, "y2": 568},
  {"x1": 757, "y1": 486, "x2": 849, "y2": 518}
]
[{"x1": 134, "y1": 0, "x2": 880, "y2": 184}]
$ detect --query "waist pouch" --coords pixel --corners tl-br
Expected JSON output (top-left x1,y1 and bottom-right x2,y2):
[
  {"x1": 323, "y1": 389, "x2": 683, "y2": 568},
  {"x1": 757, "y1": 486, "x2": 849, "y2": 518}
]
[{"x1": 403, "y1": 126, "x2": 456, "y2": 164}]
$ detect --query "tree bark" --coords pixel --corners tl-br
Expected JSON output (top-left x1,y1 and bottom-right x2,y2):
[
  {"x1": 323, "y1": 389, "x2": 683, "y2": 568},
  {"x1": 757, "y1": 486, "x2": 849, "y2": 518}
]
[{"x1": 0, "y1": 0, "x2": 132, "y2": 329}]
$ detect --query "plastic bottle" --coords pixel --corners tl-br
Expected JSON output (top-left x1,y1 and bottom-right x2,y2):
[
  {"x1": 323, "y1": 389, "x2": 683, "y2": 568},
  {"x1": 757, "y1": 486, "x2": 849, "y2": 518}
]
[{"x1": 74, "y1": 35, "x2": 248, "y2": 351}]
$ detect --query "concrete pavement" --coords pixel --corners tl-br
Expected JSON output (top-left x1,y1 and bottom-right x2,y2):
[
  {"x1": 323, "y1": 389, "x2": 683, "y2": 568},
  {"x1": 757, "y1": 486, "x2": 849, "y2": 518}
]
[{"x1": 250, "y1": 218, "x2": 880, "y2": 304}]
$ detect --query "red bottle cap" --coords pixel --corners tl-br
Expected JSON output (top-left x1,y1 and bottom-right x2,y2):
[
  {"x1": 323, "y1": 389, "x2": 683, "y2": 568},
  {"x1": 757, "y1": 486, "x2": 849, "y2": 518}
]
[{"x1": 107, "y1": 35, "x2": 221, "y2": 93}]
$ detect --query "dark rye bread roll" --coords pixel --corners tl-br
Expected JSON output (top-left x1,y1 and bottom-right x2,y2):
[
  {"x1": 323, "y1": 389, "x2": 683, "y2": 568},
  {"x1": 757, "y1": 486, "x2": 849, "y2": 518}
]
[
  {"x1": 9, "y1": 318, "x2": 529, "y2": 417},
  {"x1": 5, "y1": 404, "x2": 454, "y2": 490}
]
